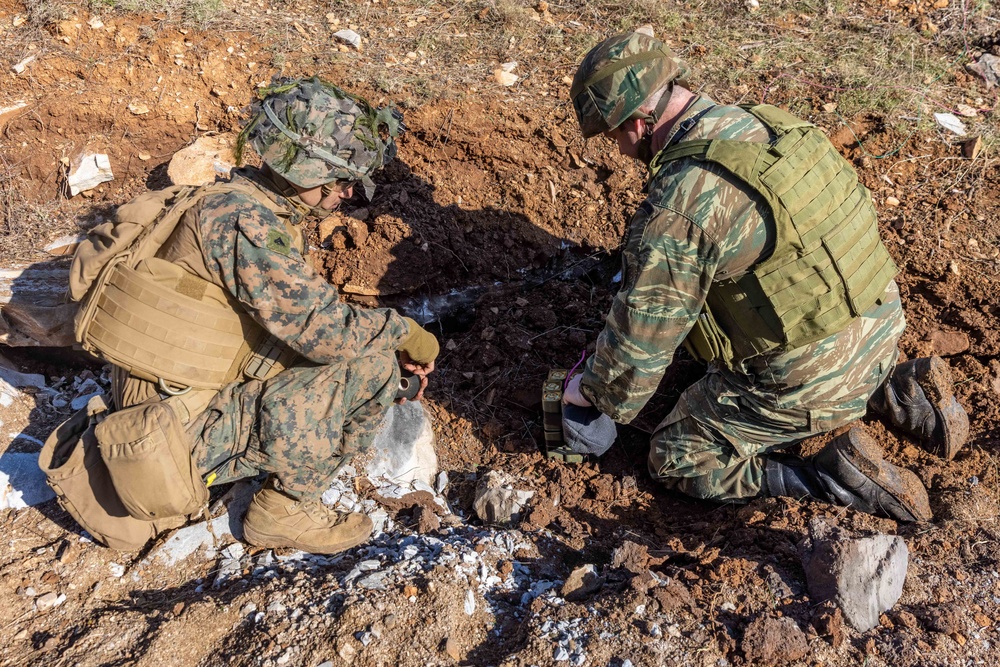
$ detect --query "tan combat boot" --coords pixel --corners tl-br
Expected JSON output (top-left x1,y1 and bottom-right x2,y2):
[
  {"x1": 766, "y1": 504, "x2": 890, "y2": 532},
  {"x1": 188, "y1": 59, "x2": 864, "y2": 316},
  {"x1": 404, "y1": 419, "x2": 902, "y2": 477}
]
[{"x1": 242, "y1": 486, "x2": 373, "y2": 554}]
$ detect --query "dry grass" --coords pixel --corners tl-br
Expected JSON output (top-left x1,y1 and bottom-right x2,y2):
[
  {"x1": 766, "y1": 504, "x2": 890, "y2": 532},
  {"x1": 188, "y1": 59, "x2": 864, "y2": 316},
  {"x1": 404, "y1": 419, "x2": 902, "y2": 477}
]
[{"x1": 4, "y1": 0, "x2": 997, "y2": 154}]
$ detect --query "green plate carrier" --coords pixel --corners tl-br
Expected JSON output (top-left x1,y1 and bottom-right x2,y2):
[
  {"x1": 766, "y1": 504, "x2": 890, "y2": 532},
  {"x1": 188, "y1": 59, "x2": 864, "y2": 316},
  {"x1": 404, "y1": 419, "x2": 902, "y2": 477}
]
[{"x1": 651, "y1": 104, "x2": 897, "y2": 367}]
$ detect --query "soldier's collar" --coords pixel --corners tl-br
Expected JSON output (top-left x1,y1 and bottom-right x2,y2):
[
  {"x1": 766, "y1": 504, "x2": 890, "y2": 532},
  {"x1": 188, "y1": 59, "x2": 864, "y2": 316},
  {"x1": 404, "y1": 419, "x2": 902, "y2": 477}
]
[
  {"x1": 232, "y1": 168, "x2": 308, "y2": 224},
  {"x1": 644, "y1": 95, "x2": 718, "y2": 187},
  {"x1": 661, "y1": 95, "x2": 716, "y2": 148}
]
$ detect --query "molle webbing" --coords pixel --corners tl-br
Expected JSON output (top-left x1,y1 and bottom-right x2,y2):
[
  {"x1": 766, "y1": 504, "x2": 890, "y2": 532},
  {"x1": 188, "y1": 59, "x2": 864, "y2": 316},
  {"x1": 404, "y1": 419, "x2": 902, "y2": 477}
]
[
  {"x1": 655, "y1": 104, "x2": 896, "y2": 363},
  {"x1": 84, "y1": 262, "x2": 248, "y2": 390},
  {"x1": 75, "y1": 181, "x2": 299, "y2": 392}
]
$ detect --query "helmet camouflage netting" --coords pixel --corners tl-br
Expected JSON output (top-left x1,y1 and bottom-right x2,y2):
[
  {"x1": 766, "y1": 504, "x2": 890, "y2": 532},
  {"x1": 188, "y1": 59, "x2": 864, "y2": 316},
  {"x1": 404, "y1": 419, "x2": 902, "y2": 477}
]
[
  {"x1": 570, "y1": 32, "x2": 691, "y2": 138},
  {"x1": 235, "y1": 76, "x2": 405, "y2": 198}
]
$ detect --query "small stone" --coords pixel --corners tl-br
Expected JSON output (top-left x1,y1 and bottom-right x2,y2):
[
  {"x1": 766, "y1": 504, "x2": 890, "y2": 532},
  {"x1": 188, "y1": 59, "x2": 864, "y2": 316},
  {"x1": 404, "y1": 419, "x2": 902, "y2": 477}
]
[
  {"x1": 472, "y1": 471, "x2": 534, "y2": 525},
  {"x1": 561, "y1": 564, "x2": 604, "y2": 601},
  {"x1": 494, "y1": 70, "x2": 519, "y2": 86},
  {"x1": 822, "y1": 102, "x2": 838, "y2": 112},
  {"x1": 554, "y1": 646, "x2": 570, "y2": 661},
  {"x1": 929, "y1": 330, "x2": 970, "y2": 356},
  {"x1": 128, "y1": 103, "x2": 150, "y2": 115},
  {"x1": 333, "y1": 29, "x2": 362, "y2": 49},
  {"x1": 741, "y1": 616, "x2": 809, "y2": 664},
  {"x1": 963, "y1": 136, "x2": 983, "y2": 159},
  {"x1": 464, "y1": 590, "x2": 476, "y2": 616},
  {"x1": 885, "y1": 196, "x2": 900, "y2": 207},
  {"x1": 11, "y1": 54, "x2": 35, "y2": 74},
  {"x1": 35, "y1": 592, "x2": 65, "y2": 611},
  {"x1": 337, "y1": 640, "x2": 357, "y2": 663},
  {"x1": 240, "y1": 602, "x2": 257, "y2": 615},
  {"x1": 445, "y1": 636, "x2": 461, "y2": 660},
  {"x1": 403, "y1": 585, "x2": 419, "y2": 597}
]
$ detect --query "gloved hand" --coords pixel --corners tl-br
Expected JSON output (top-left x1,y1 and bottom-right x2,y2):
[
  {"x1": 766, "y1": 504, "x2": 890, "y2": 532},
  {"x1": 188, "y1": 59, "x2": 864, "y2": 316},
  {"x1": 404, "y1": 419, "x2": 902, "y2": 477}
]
[{"x1": 399, "y1": 317, "x2": 439, "y2": 366}]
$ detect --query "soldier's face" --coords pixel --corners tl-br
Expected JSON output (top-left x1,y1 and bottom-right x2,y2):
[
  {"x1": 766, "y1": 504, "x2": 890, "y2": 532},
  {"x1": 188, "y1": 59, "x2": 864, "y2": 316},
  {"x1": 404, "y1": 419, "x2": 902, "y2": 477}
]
[
  {"x1": 605, "y1": 119, "x2": 645, "y2": 160},
  {"x1": 319, "y1": 181, "x2": 355, "y2": 210}
]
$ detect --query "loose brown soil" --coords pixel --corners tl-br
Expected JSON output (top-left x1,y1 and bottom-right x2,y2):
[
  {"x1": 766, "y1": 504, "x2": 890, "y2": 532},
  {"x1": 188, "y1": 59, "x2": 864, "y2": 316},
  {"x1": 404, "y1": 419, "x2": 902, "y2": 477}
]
[{"x1": 1, "y1": 0, "x2": 999, "y2": 666}]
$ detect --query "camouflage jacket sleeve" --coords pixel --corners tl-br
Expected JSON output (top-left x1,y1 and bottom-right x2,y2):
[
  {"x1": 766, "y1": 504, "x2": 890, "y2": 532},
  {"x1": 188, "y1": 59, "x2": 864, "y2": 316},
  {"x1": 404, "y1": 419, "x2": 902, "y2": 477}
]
[
  {"x1": 200, "y1": 192, "x2": 409, "y2": 364},
  {"x1": 579, "y1": 196, "x2": 720, "y2": 423}
]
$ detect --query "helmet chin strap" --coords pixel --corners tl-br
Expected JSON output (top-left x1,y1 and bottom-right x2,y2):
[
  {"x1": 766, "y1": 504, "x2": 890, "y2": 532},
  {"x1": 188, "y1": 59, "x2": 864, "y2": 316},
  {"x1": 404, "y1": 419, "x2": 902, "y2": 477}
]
[{"x1": 635, "y1": 86, "x2": 676, "y2": 165}]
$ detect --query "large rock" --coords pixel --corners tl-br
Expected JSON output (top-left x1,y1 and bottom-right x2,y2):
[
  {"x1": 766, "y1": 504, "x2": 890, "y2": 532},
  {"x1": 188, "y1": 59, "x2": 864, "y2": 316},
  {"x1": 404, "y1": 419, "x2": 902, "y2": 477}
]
[
  {"x1": 0, "y1": 261, "x2": 77, "y2": 347},
  {"x1": 168, "y1": 135, "x2": 235, "y2": 186},
  {"x1": 365, "y1": 401, "x2": 438, "y2": 487},
  {"x1": 0, "y1": 451, "x2": 56, "y2": 509},
  {"x1": 472, "y1": 470, "x2": 533, "y2": 525},
  {"x1": 801, "y1": 519, "x2": 908, "y2": 632}
]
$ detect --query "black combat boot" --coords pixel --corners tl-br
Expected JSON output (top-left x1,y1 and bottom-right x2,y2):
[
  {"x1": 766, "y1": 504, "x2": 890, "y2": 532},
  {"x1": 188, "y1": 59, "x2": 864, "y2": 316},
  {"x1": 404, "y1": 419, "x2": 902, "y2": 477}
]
[
  {"x1": 762, "y1": 426, "x2": 932, "y2": 522},
  {"x1": 868, "y1": 356, "x2": 969, "y2": 460}
]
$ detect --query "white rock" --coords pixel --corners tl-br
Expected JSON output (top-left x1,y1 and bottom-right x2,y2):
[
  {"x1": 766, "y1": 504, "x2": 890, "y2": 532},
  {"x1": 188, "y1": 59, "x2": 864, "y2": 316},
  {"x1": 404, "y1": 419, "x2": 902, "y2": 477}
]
[
  {"x1": 464, "y1": 589, "x2": 476, "y2": 616},
  {"x1": 71, "y1": 391, "x2": 104, "y2": 411},
  {"x1": 147, "y1": 514, "x2": 232, "y2": 566},
  {"x1": 11, "y1": 55, "x2": 35, "y2": 75},
  {"x1": 333, "y1": 29, "x2": 362, "y2": 49},
  {"x1": 366, "y1": 402, "x2": 438, "y2": 486},
  {"x1": 435, "y1": 471, "x2": 449, "y2": 494},
  {"x1": 0, "y1": 452, "x2": 56, "y2": 509},
  {"x1": 68, "y1": 153, "x2": 114, "y2": 196},
  {"x1": 168, "y1": 135, "x2": 235, "y2": 187},
  {"x1": 494, "y1": 70, "x2": 519, "y2": 86},
  {"x1": 0, "y1": 362, "x2": 46, "y2": 389},
  {"x1": 802, "y1": 519, "x2": 909, "y2": 632},
  {"x1": 43, "y1": 234, "x2": 87, "y2": 256},
  {"x1": 934, "y1": 112, "x2": 968, "y2": 137},
  {"x1": 473, "y1": 471, "x2": 534, "y2": 525},
  {"x1": 108, "y1": 562, "x2": 125, "y2": 578},
  {"x1": 0, "y1": 101, "x2": 27, "y2": 130},
  {"x1": 500, "y1": 61, "x2": 518, "y2": 73}
]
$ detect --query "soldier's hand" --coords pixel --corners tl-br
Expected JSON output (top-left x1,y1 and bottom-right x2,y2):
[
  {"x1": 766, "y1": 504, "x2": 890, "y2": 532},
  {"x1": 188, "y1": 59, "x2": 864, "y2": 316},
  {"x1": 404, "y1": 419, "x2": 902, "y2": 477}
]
[
  {"x1": 397, "y1": 353, "x2": 434, "y2": 403},
  {"x1": 562, "y1": 374, "x2": 593, "y2": 407}
]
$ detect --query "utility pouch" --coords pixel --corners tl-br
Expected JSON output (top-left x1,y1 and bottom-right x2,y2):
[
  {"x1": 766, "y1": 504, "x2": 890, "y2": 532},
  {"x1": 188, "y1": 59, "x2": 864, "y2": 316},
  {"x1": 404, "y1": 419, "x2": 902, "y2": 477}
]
[
  {"x1": 39, "y1": 396, "x2": 182, "y2": 551},
  {"x1": 95, "y1": 401, "x2": 208, "y2": 522},
  {"x1": 683, "y1": 304, "x2": 735, "y2": 368}
]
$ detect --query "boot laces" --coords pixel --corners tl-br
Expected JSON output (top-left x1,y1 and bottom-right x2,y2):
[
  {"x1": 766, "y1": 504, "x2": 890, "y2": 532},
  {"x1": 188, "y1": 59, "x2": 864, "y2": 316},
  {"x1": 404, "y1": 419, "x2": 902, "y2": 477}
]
[{"x1": 296, "y1": 498, "x2": 349, "y2": 527}]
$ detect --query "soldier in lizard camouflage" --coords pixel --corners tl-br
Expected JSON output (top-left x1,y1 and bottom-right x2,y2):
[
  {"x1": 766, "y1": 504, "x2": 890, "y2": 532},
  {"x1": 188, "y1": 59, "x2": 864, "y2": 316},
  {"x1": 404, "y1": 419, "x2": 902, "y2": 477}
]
[{"x1": 562, "y1": 31, "x2": 970, "y2": 522}]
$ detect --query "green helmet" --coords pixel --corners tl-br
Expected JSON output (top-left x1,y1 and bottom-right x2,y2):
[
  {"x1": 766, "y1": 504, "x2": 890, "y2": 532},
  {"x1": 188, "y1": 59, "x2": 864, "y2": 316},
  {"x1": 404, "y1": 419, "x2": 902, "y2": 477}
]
[
  {"x1": 570, "y1": 32, "x2": 691, "y2": 138},
  {"x1": 235, "y1": 77, "x2": 405, "y2": 199}
]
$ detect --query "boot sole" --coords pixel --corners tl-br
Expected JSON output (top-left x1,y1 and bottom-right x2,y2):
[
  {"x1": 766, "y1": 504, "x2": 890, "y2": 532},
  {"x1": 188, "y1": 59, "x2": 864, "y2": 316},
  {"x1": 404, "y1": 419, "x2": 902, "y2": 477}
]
[
  {"x1": 833, "y1": 427, "x2": 933, "y2": 522},
  {"x1": 242, "y1": 521, "x2": 372, "y2": 555},
  {"x1": 921, "y1": 357, "x2": 969, "y2": 461}
]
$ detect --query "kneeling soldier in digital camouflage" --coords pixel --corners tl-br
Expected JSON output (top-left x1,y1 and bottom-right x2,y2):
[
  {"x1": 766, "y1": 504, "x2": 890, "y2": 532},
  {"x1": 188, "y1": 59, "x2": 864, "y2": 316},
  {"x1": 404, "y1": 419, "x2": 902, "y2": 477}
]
[
  {"x1": 45, "y1": 77, "x2": 438, "y2": 554},
  {"x1": 560, "y1": 32, "x2": 970, "y2": 522}
]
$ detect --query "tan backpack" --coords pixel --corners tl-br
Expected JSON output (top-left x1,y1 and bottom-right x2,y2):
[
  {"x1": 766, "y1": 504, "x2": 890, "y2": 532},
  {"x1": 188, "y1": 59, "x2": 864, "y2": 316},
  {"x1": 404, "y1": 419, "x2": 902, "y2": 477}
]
[{"x1": 70, "y1": 182, "x2": 296, "y2": 393}]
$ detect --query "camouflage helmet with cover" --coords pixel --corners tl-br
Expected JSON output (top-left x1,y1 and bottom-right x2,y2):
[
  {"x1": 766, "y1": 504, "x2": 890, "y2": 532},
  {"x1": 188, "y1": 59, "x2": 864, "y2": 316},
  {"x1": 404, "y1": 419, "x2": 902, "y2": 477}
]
[
  {"x1": 570, "y1": 32, "x2": 691, "y2": 138},
  {"x1": 235, "y1": 76, "x2": 405, "y2": 199}
]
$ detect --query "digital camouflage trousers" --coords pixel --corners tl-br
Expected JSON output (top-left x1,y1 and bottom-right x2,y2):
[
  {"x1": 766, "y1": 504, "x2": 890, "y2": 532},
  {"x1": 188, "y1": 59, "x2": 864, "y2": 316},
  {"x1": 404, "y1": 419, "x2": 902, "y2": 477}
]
[
  {"x1": 648, "y1": 290, "x2": 906, "y2": 501},
  {"x1": 187, "y1": 351, "x2": 399, "y2": 500}
]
